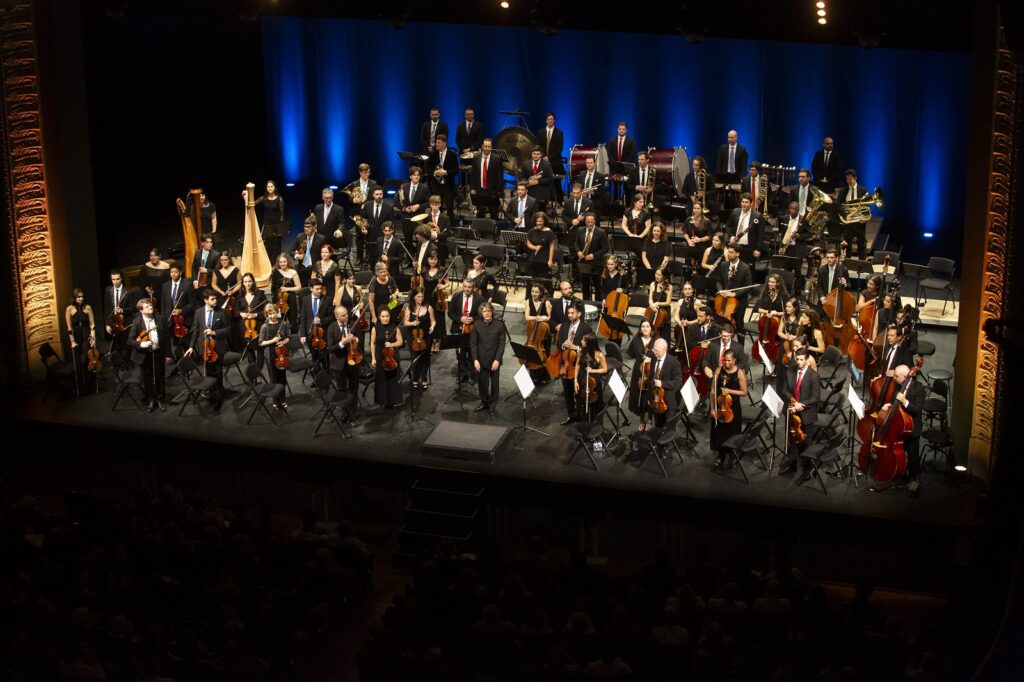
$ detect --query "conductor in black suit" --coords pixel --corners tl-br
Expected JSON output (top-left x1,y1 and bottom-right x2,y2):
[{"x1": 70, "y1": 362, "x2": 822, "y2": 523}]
[
  {"x1": 537, "y1": 112, "x2": 565, "y2": 200},
  {"x1": 715, "y1": 129, "x2": 749, "y2": 181},
  {"x1": 429, "y1": 134, "x2": 459, "y2": 217},
  {"x1": 455, "y1": 108, "x2": 484, "y2": 153},
  {"x1": 712, "y1": 245, "x2": 753, "y2": 329},
  {"x1": 471, "y1": 138, "x2": 504, "y2": 219},
  {"x1": 574, "y1": 213, "x2": 608, "y2": 302},
  {"x1": 470, "y1": 301, "x2": 506, "y2": 415},
  {"x1": 636, "y1": 338, "x2": 683, "y2": 428},
  {"x1": 420, "y1": 107, "x2": 448, "y2": 153},
  {"x1": 810, "y1": 136, "x2": 843, "y2": 191},
  {"x1": 314, "y1": 187, "x2": 347, "y2": 249},
  {"x1": 607, "y1": 121, "x2": 637, "y2": 164},
  {"x1": 778, "y1": 349, "x2": 822, "y2": 482}
]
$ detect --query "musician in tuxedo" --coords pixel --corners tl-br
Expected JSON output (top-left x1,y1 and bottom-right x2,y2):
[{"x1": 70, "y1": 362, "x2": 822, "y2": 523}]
[
  {"x1": 885, "y1": 363, "x2": 926, "y2": 495},
  {"x1": 412, "y1": 225, "x2": 438, "y2": 276},
  {"x1": 837, "y1": 169, "x2": 870, "y2": 256},
  {"x1": 520, "y1": 146, "x2": 554, "y2": 209},
  {"x1": 470, "y1": 301, "x2": 506, "y2": 415},
  {"x1": 506, "y1": 183, "x2": 539, "y2": 231},
  {"x1": 537, "y1": 112, "x2": 565, "y2": 200},
  {"x1": 681, "y1": 156, "x2": 713, "y2": 213},
  {"x1": 423, "y1": 195, "x2": 452, "y2": 263},
  {"x1": 298, "y1": 279, "x2": 329, "y2": 364},
  {"x1": 429, "y1": 134, "x2": 459, "y2": 217},
  {"x1": 715, "y1": 129, "x2": 749, "y2": 181},
  {"x1": 191, "y1": 233, "x2": 219, "y2": 290},
  {"x1": 627, "y1": 151, "x2": 656, "y2": 205},
  {"x1": 126, "y1": 298, "x2": 168, "y2": 412},
  {"x1": 876, "y1": 324, "x2": 914, "y2": 379},
  {"x1": 700, "y1": 323, "x2": 747, "y2": 376},
  {"x1": 314, "y1": 187, "x2": 347, "y2": 249},
  {"x1": 575, "y1": 155, "x2": 607, "y2": 220},
  {"x1": 607, "y1": 121, "x2": 637, "y2": 164},
  {"x1": 574, "y1": 213, "x2": 608, "y2": 302},
  {"x1": 397, "y1": 166, "x2": 431, "y2": 247},
  {"x1": 361, "y1": 187, "x2": 396, "y2": 265},
  {"x1": 470, "y1": 138, "x2": 503, "y2": 219},
  {"x1": 161, "y1": 265, "x2": 196, "y2": 357},
  {"x1": 184, "y1": 289, "x2": 230, "y2": 411},
  {"x1": 346, "y1": 163, "x2": 379, "y2": 209},
  {"x1": 686, "y1": 307, "x2": 720, "y2": 354},
  {"x1": 788, "y1": 169, "x2": 814, "y2": 218},
  {"x1": 294, "y1": 216, "x2": 326, "y2": 285},
  {"x1": 712, "y1": 246, "x2": 754, "y2": 329},
  {"x1": 455, "y1": 107, "x2": 484, "y2": 153},
  {"x1": 326, "y1": 304, "x2": 364, "y2": 418},
  {"x1": 816, "y1": 248, "x2": 850, "y2": 304},
  {"x1": 777, "y1": 349, "x2": 822, "y2": 482},
  {"x1": 102, "y1": 269, "x2": 136, "y2": 359},
  {"x1": 811, "y1": 136, "x2": 843, "y2": 191},
  {"x1": 376, "y1": 222, "x2": 405, "y2": 277},
  {"x1": 562, "y1": 183, "x2": 594, "y2": 234},
  {"x1": 739, "y1": 161, "x2": 768, "y2": 213},
  {"x1": 549, "y1": 280, "x2": 577, "y2": 333},
  {"x1": 779, "y1": 201, "x2": 813, "y2": 258},
  {"x1": 633, "y1": 338, "x2": 683, "y2": 428},
  {"x1": 420, "y1": 107, "x2": 448, "y2": 153},
  {"x1": 555, "y1": 302, "x2": 592, "y2": 424},
  {"x1": 725, "y1": 193, "x2": 764, "y2": 263},
  {"x1": 448, "y1": 278, "x2": 481, "y2": 383}
]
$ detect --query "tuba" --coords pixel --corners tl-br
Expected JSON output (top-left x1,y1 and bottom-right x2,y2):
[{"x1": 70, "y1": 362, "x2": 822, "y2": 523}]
[
  {"x1": 840, "y1": 187, "x2": 884, "y2": 224},
  {"x1": 802, "y1": 184, "x2": 833, "y2": 241}
]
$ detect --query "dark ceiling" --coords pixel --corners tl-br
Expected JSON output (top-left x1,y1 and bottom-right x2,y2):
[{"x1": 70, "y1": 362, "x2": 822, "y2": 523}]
[{"x1": 100, "y1": 0, "x2": 974, "y2": 53}]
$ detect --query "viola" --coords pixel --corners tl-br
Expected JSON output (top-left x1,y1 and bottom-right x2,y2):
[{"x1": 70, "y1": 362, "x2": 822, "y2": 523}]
[
  {"x1": 274, "y1": 343, "x2": 290, "y2": 370},
  {"x1": 203, "y1": 335, "x2": 219, "y2": 363},
  {"x1": 524, "y1": 317, "x2": 549, "y2": 370},
  {"x1": 382, "y1": 329, "x2": 398, "y2": 371},
  {"x1": 559, "y1": 347, "x2": 578, "y2": 379},
  {"x1": 410, "y1": 321, "x2": 427, "y2": 352},
  {"x1": 649, "y1": 385, "x2": 668, "y2": 414},
  {"x1": 243, "y1": 317, "x2": 258, "y2": 341},
  {"x1": 347, "y1": 337, "x2": 363, "y2": 366},
  {"x1": 309, "y1": 323, "x2": 327, "y2": 351},
  {"x1": 714, "y1": 393, "x2": 734, "y2": 423},
  {"x1": 171, "y1": 312, "x2": 188, "y2": 338},
  {"x1": 86, "y1": 341, "x2": 102, "y2": 373},
  {"x1": 598, "y1": 288, "x2": 629, "y2": 341},
  {"x1": 276, "y1": 288, "x2": 290, "y2": 315},
  {"x1": 753, "y1": 313, "x2": 781, "y2": 365},
  {"x1": 435, "y1": 281, "x2": 449, "y2": 311},
  {"x1": 788, "y1": 397, "x2": 807, "y2": 443},
  {"x1": 858, "y1": 357, "x2": 923, "y2": 481}
]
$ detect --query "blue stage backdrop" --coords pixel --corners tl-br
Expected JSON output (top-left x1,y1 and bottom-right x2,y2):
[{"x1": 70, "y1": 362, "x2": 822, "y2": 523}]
[{"x1": 262, "y1": 17, "x2": 970, "y2": 255}]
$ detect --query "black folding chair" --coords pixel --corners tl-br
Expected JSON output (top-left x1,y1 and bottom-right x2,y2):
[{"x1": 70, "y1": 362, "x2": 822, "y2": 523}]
[
  {"x1": 817, "y1": 346, "x2": 844, "y2": 391},
  {"x1": 798, "y1": 431, "x2": 847, "y2": 495},
  {"x1": 39, "y1": 343, "x2": 76, "y2": 403},
  {"x1": 175, "y1": 354, "x2": 218, "y2": 417},
  {"x1": 108, "y1": 351, "x2": 144, "y2": 412},
  {"x1": 313, "y1": 369, "x2": 354, "y2": 438},
  {"x1": 285, "y1": 334, "x2": 317, "y2": 389},
  {"x1": 244, "y1": 363, "x2": 286, "y2": 425},
  {"x1": 635, "y1": 413, "x2": 685, "y2": 478},
  {"x1": 566, "y1": 421, "x2": 604, "y2": 470},
  {"x1": 720, "y1": 415, "x2": 772, "y2": 484}
]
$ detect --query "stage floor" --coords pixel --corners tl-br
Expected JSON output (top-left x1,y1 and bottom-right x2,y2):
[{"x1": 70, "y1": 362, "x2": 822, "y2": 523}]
[{"x1": 8, "y1": 321, "x2": 973, "y2": 530}]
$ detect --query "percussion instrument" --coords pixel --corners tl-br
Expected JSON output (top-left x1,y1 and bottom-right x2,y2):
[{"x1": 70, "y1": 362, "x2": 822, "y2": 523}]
[
  {"x1": 583, "y1": 304, "x2": 599, "y2": 324},
  {"x1": 493, "y1": 126, "x2": 538, "y2": 175},
  {"x1": 569, "y1": 144, "x2": 610, "y2": 178},
  {"x1": 645, "y1": 146, "x2": 690, "y2": 196},
  {"x1": 410, "y1": 213, "x2": 429, "y2": 222}
]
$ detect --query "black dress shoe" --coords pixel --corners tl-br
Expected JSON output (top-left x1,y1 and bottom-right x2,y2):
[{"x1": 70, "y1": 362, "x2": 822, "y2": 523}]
[
  {"x1": 474, "y1": 403, "x2": 488, "y2": 413},
  {"x1": 778, "y1": 460, "x2": 797, "y2": 475},
  {"x1": 157, "y1": 401, "x2": 166, "y2": 412},
  {"x1": 560, "y1": 416, "x2": 574, "y2": 426},
  {"x1": 146, "y1": 401, "x2": 156, "y2": 413}
]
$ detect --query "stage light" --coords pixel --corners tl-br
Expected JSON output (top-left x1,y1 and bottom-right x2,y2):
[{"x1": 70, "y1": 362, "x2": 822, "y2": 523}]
[
  {"x1": 500, "y1": 1, "x2": 509, "y2": 7},
  {"x1": 329, "y1": 185, "x2": 338, "y2": 190},
  {"x1": 923, "y1": 232, "x2": 934, "y2": 238},
  {"x1": 816, "y1": 1, "x2": 825, "y2": 7},
  {"x1": 818, "y1": 17, "x2": 827, "y2": 24},
  {"x1": 954, "y1": 464, "x2": 967, "y2": 472},
  {"x1": 285, "y1": 182, "x2": 295, "y2": 187},
  {"x1": 817, "y1": 9, "x2": 827, "y2": 16}
]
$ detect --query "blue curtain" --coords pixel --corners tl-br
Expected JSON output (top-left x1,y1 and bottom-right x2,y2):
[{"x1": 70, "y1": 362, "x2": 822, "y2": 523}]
[{"x1": 263, "y1": 17, "x2": 970, "y2": 255}]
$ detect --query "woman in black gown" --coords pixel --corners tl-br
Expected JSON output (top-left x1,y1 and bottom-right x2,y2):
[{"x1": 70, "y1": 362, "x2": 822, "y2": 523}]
[
  {"x1": 371, "y1": 306, "x2": 404, "y2": 408},
  {"x1": 526, "y1": 213, "x2": 558, "y2": 279},
  {"x1": 254, "y1": 180, "x2": 285, "y2": 224},
  {"x1": 600, "y1": 254, "x2": 626, "y2": 297},
  {"x1": 627, "y1": 319, "x2": 657, "y2": 416},
  {"x1": 403, "y1": 288, "x2": 436, "y2": 388},
  {"x1": 367, "y1": 263, "x2": 400, "y2": 326},
  {"x1": 711, "y1": 349, "x2": 748, "y2": 466},
  {"x1": 212, "y1": 251, "x2": 240, "y2": 350},
  {"x1": 466, "y1": 254, "x2": 499, "y2": 301},
  {"x1": 236, "y1": 273, "x2": 267, "y2": 363},
  {"x1": 647, "y1": 267, "x2": 674, "y2": 342},
  {"x1": 422, "y1": 251, "x2": 447, "y2": 351},
  {"x1": 701, "y1": 232, "x2": 726, "y2": 275},
  {"x1": 312, "y1": 243, "x2": 342, "y2": 306},
  {"x1": 64, "y1": 288, "x2": 97, "y2": 393},
  {"x1": 139, "y1": 248, "x2": 170, "y2": 311},
  {"x1": 573, "y1": 332, "x2": 608, "y2": 422},
  {"x1": 258, "y1": 303, "x2": 290, "y2": 409},
  {"x1": 271, "y1": 253, "x2": 302, "y2": 329},
  {"x1": 638, "y1": 223, "x2": 670, "y2": 287},
  {"x1": 524, "y1": 282, "x2": 553, "y2": 384}
]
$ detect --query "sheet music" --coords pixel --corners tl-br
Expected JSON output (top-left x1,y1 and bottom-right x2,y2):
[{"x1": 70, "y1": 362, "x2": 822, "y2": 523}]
[
  {"x1": 758, "y1": 340, "x2": 774, "y2": 375},
  {"x1": 761, "y1": 384, "x2": 784, "y2": 418},
  {"x1": 513, "y1": 365, "x2": 535, "y2": 400},
  {"x1": 608, "y1": 370, "x2": 627, "y2": 405},
  {"x1": 847, "y1": 383, "x2": 865, "y2": 420},
  {"x1": 681, "y1": 376, "x2": 700, "y2": 414}
]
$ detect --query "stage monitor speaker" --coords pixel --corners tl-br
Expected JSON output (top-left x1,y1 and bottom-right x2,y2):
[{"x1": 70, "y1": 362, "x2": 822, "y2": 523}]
[{"x1": 420, "y1": 421, "x2": 510, "y2": 463}]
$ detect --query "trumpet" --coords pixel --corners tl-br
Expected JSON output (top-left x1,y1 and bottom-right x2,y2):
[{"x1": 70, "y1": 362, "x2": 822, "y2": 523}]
[
  {"x1": 840, "y1": 187, "x2": 884, "y2": 224},
  {"x1": 433, "y1": 165, "x2": 447, "y2": 183},
  {"x1": 580, "y1": 181, "x2": 604, "y2": 196},
  {"x1": 527, "y1": 172, "x2": 543, "y2": 185}
]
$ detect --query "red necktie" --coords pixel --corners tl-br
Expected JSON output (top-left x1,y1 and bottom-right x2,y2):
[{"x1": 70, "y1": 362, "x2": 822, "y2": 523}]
[
  {"x1": 533, "y1": 161, "x2": 538, "y2": 175},
  {"x1": 719, "y1": 344, "x2": 726, "y2": 366},
  {"x1": 617, "y1": 137, "x2": 623, "y2": 161},
  {"x1": 482, "y1": 156, "x2": 488, "y2": 189},
  {"x1": 795, "y1": 370, "x2": 804, "y2": 398},
  {"x1": 463, "y1": 295, "x2": 470, "y2": 316}
]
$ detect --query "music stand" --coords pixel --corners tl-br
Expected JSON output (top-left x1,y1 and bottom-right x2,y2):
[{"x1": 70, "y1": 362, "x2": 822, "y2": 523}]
[
  {"x1": 844, "y1": 257, "x2": 873, "y2": 289},
  {"x1": 901, "y1": 262, "x2": 932, "y2": 304},
  {"x1": 440, "y1": 333, "x2": 479, "y2": 404},
  {"x1": 398, "y1": 351, "x2": 430, "y2": 427},
  {"x1": 600, "y1": 313, "x2": 632, "y2": 341},
  {"x1": 505, "y1": 342, "x2": 544, "y2": 406},
  {"x1": 770, "y1": 254, "x2": 802, "y2": 273},
  {"x1": 397, "y1": 150, "x2": 430, "y2": 166},
  {"x1": 675, "y1": 243, "x2": 703, "y2": 265}
]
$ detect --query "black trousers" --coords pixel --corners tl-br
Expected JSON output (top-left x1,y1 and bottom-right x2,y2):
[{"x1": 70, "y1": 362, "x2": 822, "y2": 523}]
[
  {"x1": 561, "y1": 378, "x2": 577, "y2": 418},
  {"x1": 139, "y1": 350, "x2": 166, "y2": 401},
  {"x1": 476, "y1": 365, "x2": 500, "y2": 406},
  {"x1": 474, "y1": 190, "x2": 501, "y2": 219},
  {"x1": 578, "y1": 269, "x2": 601, "y2": 302},
  {"x1": 905, "y1": 435, "x2": 921, "y2": 481},
  {"x1": 332, "y1": 363, "x2": 361, "y2": 412},
  {"x1": 842, "y1": 221, "x2": 867, "y2": 255},
  {"x1": 203, "y1": 359, "x2": 224, "y2": 403}
]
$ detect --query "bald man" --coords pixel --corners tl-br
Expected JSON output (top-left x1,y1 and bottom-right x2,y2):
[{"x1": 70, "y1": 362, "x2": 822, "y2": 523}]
[
  {"x1": 632, "y1": 338, "x2": 683, "y2": 428},
  {"x1": 716, "y1": 129, "x2": 749, "y2": 181},
  {"x1": 874, "y1": 364, "x2": 926, "y2": 495}
]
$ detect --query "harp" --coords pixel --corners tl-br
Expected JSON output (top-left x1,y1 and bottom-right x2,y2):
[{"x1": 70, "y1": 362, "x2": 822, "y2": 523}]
[
  {"x1": 241, "y1": 182, "x2": 273, "y2": 287},
  {"x1": 176, "y1": 188, "x2": 202, "y2": 278}
]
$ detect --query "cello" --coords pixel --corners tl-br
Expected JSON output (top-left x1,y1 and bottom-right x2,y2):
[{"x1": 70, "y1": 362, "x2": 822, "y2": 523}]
[
  {"x1": 523, "y1": 317, "x2": 549, "y2": 371},
  {"x1": 858, "y1": 357, "x2": 923, "y2": 481},
  {"x1": 821, "y1": 242, "x2": 856, "y2": 354},
  {"x1": 752, "y1": 312, "x2": 781, "y2": 366},
  {"x1": 599, "y1": 289, "x2": 629, "y2": 342}
]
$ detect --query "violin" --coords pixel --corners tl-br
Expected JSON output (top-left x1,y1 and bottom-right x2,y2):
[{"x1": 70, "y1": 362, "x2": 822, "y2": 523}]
[
  {"x1": 649, "y1": 385, "x2": 668, "y2": 414},
  {"x1": 224, "y1": 294, "x2": 238, "y2": 320},
  {"x1": 273, "y1": 321, "x2": 291, "y2": 369},
  {"x1": 382, "y1": 328, "x2": 398, "y2": 371},
  {"x1": 110, "y1": 310, "x2": 125, "y2": 334},
  {"x1": 243, "y1": 317, "x2": 258, "y2": 341},
  {"x1": 637, "y1": 356, "x2": 654, "y2": 429},
  {"x1": 136, "y1": 328, "x2": 151, "y2": 344},
  {"x1": 309, "y1": 323, "x2": 327, "y2": 351},
  {"x1": 347, "y1": 337, "x2": 363, "y2": 366},
  {"x1": 86, "y1": 340, "x2": 102, "y2": 373},
  {"x1": 276, "y1": 287, "x2": 290, "y2": 315},
  {"x1": 171, "y1": 311, "x2": 188, "y2": 338},
  {"x1": 714, "y1": 393, "x2": 734, "y2": 423},
  {"x1": 788, "y1": 397, "x2": 807, "y2": 443},
  {"x1": 410, "y1": 263, "x2": 424, "y2": 291},
  {"x1": 203, "y1": 335, "x2": 219, "y2": 363},
  {"x1": 410, "y1": 309, "x2": 427, "y2": 352}
]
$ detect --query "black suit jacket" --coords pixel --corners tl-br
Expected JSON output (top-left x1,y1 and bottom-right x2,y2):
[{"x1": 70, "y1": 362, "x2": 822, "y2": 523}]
[
  {"x1": 325, "y1": 319, "x2": 364, "y2": 371},
  {"x1": 192, "y1": 248, "x2": 220, "y2": 280},
  {"x1": 298, "y1": 293, "x2": 330, "y2": 336},
  {"x1": 713, "y1": 259, "x2": 753, "y2": 300},
  {"x1": 682, "y1": 170, "x2": 715, "y2": 204},
  {"x1": 519, "y1": 158, "x2": 555, "y2": 202},
  {"x1": 160, "y1": 279, "x2": 197, "y2": 325},
  {"x1": 575, "y1": 170, "x2": 607, "y2": 200},
  {"x1": 470, "y1": 318, "x2": 506, "y2": 365},
  {"x1": 817, "y1": 263, "x2": 851, "y2": 294},
  {"x1": 455, "y1": 120, "x2": 484, "y2": 152},
  {"x1": 626, "y1": 164, "x2": 657, "y2": 195},
  {"x1": 447, "y1": 291, "x2": 482, "y2": 334},
  {"x1": 397, "y1": 182, "x2": 431, "y2": 213},
  {"x1": 470, "y1": 153, "x2": 504, "y2": 193},
  {"x1": 901, "y1": 376, "x2": 927, "y2": 438},
  {"x1": 607, "y1": 135, "x2": 637, "y2": 163},
  {"x1": 428, "y1": 148, "x2": 460, "y2": 194},
  {"x1": 103, "y1": 285, "x2": 137, "y2": 326},
  {"x1": 725, "y1": 209, "x2": 764, "y2": 253},
  {"x1": 295, "y1": 232, "x2": 327, "y2": 284},
  {"x1": 686, "y1": 322, "x2": 720, "y2": 353},
  {"x1": 361, "y1": 200, "x2": 397, "y2": 241},
  {"x1": 549, "y1": 296, "x2": 577, "y2": 331},
  {"x1": 781, "y1": 366, "x2": 821, "y2": 425},
  {"x1": 314, "y1": 202, "x2": 346, "y2": 242},
  {"x1": 554, "y1": 319, "x2": 591, "y2": 349},
  {"x1": 126, "y1": 314, "x2": 169, "y2": 364},
  {"x1": 562, "y1": 196, "x2": 594, "y2": 229},
  {"x1": 186, "y1": 306, "x2": 229, "y2": 357},
  {"x1": 788, "y1": 183, "x2": 815, "y2": 212},
  {"x1": 878, "y1": 340, "x2": 914, "y2": 375},
  {"x1": 376, "y1": 236, "x2": 405, "y2": 270},
  {"x1": 838, "y1": 184, "x2": 869, "y2": 222},
  {"x1": 420, "y1": 119, "x2": 448, "y2": 151},
  {"x1": 574, "y1": 225, "x2": 608, "y2": 262},
  {"x1": 537, "y1": 126, "x2": 565, "y2": 171},
  {"x1": 739, "y1": 175, "x2": 770, "y2": 209},
  {"x1": 646, "y1": 354, "x2": 683, "y2": 414},
  {"x1": 701, "y1": 338, "x2": 748, "y2": 372},
  {"x1": 506, "y1": 194, "x2": 539, "y2": 227},
  {"x1": 811, "y1": 149, "x2": 843, "y2": 189},
  {"x1": 716, "y1": 144, "x2": 749, "y2": 177}
]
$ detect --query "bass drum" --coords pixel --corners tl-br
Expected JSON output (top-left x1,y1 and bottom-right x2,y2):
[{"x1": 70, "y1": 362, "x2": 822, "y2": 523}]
[
  {"x1": 493, "y1": 126, "x2": 538, "y2": 176},
  {"x1": 646, "y1": 147, "x2": 690, "y2": 197},
  {"x1": 569, "y1": 144, "x2": 610, "y2": 179}
]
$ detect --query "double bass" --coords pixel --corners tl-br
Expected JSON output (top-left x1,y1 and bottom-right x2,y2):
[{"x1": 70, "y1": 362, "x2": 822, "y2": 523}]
[
  {"x1": 523, "y1": 316, "x2": 549, "y2": 371},
  {"x1": 858, "y1": 357, "x2": 923, "y2": 481},
  {"x1": 752, "y1": 312, "x2": 781, "y2": 366},
  {"x1": 821, "y1": 242, "x2": 856, "y2": 354}
]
